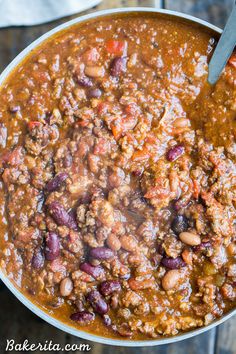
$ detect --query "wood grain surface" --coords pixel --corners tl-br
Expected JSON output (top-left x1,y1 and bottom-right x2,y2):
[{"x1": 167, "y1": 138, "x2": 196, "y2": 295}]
[{"x1": 0, "y1": 0, "x2": 235, "y2": 353}]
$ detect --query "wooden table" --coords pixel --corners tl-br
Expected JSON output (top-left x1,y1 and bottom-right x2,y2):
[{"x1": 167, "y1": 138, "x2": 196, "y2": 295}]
[{"x1": 0, "y1": 1, "x2": 235, "y2": 353}]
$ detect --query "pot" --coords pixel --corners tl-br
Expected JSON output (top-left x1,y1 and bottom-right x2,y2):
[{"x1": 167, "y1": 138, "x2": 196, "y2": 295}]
[{"x1": 0, "y1": 7, "x2": 235, "y2": 346}]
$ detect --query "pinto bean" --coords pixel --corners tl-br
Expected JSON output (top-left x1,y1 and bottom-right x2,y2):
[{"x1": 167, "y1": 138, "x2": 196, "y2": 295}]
[
  {"x1": 162, "y1": 270, "x2": 181, "y2": 291},
  {"x1": 89, "y1": 247, "x2": 115, "y2": 260},
  {"x1": 107, "y1": 234, "x2": 121, "y2": 251},
  {"x1": 70, "y1": 310, "x2": 94, "y2": 323},
  {"x1": 80, "y1": 262, "x2": 105, "y2": 279},
  {"x1": 45, "y1": 172, "x2": 68, "y2": 192},
  {"x1": 166, "y1": 144, "x2": 184, "y2": 162},
  {"x1": 60, "y1": 277, "x2": 73, "y2": 296},
  {"x1": 110, "y1": 57, "x2": 127, "y2": 76},
  {"x1": 87, "y1": 290, "x2": 108, "y2": 315},
  {"x1": 85, "y1": 66, "x2": 105, "y2": 78},
  {"x1": 173, "y1": 118, "x2": 190, "y2": 128},
  {"x1": 161, "y1": 256, "x2": 186, "y2": 269},
  {"x1": 120, "y1": 235, "x2": 138, "y2": 252},
  {"x1": 48, "y1": 201, "x2": 77, "y2": 230},
  {"x1": 179, "y1": 232, "x2": 201, "y2": 246},
  {"x1": 45, "y1": 232, "x2": 60, "y2": 261},
  {"x1": 100, "y1": 280, "x2": 121, "y2": 296}
]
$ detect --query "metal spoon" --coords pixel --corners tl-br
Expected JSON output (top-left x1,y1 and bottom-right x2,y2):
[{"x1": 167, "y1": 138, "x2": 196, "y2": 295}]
[{"x1": 208, "y1": 3, "x2": 236, "y2": 85}]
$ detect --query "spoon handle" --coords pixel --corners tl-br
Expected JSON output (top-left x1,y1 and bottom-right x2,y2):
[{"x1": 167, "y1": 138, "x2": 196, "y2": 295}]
[{"x1": 208, "y1": 4, "x2": 236, "y2": 85}]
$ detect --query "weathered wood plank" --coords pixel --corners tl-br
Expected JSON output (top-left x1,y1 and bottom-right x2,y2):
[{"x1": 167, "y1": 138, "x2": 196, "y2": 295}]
[
  {"x1": 215, "y1": 317, "x2": 236, "y2": 354},
  {"x1": 165, "y1": 0, "x2": 234, "y2": 27}
]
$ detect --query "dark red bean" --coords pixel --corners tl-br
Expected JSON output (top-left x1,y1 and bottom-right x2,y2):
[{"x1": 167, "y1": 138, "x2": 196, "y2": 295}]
[
  {"x1": 157, "y1": 242, "x2": 165, "y2": 255},
  {"x1": 87, "y1": 290, "x2": 108, "y2": 315},
  {"x1": 63, "y1": 154, "x2": 72, "y2": 168},
  {"x1": 161, "y1": 256, "x2": 186, "y2": 269},
  {"x1": 193, "y1": 241, "x2": 212, "y2": 253},
  {"x1": 48, "y1": 201, "x2": 78, "y2": 230},
  {"x1": 80, "y1": 262, "x2": 105, "y2": 279},
  {"x1": 166, "y1": 144, "x2": 184, "y2": 162},
  {"x1": 103, "y1": 314, "x2": 112, "y2": 326},
  {"x1": 89, "y1": 247, "x2": 115, "y2": 260},
  {"x1": 171, "y1": 215, "x2": 189, "y2": 235},
  {"x1": 45, "y1": 172, "x2": 68, "y2": 192},
  {"x1": 117, "y1": 323, "x2": 132, "y2": 337},
  {"x1": 110, "y1": 57, "x2": 127, "y2": 76},
  {"x1": 87, "y1": 88, "x2": 102, "y2": 98},
  {"x1": 76, "y1": 76, "x2": 93, "y2": 87},
  {"x1": 100, "y1": 280, "x2": 121, "y2": 296},
  {"x1": 45, "y1": 232, "x2": 60, "y2": 261},
  {"x1": 32, "y1": 248, "x2": 45, "y2": 269},
  {"x1": 70, "y1": 310, "x2": 94, "y2": 323},
  {"x1": 9, "y1": 104, "x2": 20, "y2": 113}
]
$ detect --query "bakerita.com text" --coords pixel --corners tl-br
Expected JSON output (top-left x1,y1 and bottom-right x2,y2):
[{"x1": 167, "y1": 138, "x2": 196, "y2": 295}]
[{"x1": 5, "y1": 339, "x2": 91, "y2": 352}]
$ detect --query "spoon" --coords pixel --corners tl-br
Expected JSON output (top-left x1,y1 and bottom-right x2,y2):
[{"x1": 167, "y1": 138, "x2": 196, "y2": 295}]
[{"x1": 208, "y1": 3, "x2": 236, "y2": 85}]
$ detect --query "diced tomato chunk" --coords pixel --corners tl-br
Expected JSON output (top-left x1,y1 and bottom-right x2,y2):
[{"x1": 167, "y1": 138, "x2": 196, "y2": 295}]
[
  {"x1": 105, "y1": 40, "x2": 127, "y2": 56},
  {"x1": 132, "y1": 148, "x2": 150, "y2": 162},
  {"x1": 28, "y1": 121, "x2": 41, "y2": 130},
  {"x1": 228, "y1": 52, "x2": 236, "y2": 69},
  {"x1": 97, "y1": 102, "x2": 109, "y2": 115},
  {"x1": 111, "y1": 122, "x2": 123, "y2": 140}
]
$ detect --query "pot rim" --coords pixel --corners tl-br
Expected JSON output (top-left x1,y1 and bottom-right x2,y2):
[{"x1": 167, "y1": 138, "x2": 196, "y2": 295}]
[{"x1": 0, "y1": 6, "x2": 235, "y2": 347}]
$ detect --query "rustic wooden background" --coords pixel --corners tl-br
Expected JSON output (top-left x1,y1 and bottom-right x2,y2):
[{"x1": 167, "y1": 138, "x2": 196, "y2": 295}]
[{"x1": 0, "y1": 0, "x2": 235, "y2": 353}]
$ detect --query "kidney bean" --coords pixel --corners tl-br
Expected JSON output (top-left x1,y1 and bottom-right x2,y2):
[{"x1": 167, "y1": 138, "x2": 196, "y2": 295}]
[
  {"x1": 32, "y1": 248, "x2": 45, "y2": 269},
  {"x1": 171, "y1": 215, "x2": 189, "y2": 235},
  {"x1": 45, "y1": 232, "x2": 60, "y2": 261},
  {"x1": 63, "y1": 154, "x2": 72, "y2": 168},
  {"x1": 103, "y1": 314, "x2": 112, "y2": 326},
  {"x1": 9, "y1": 104, "x2": 20, "y2": 113},
  {"x1": 60, "y1": 277, "x2": 73, "y2": 297},
  {"x1": 162, "y1": 270, "x2": 181, "y2": 291},
  {"x1": 80, "y1": 262, "x2": 105, "y2": 279},
  {"x1": 106, "y1": 234, "x2": 121, "y2": 251},
  {"x1": 48, "y1": 201, "x2": 77, "y2": 230},
  {"x1": 193, "y1": 241, "x2": 211, "y2": 253},
  {"x1": 100, "y1": 280, "x2": 121, "y2": 296},
  {"x1": 179, "y1": 231, "x2": 201, "y2": 246},
  {"x1": 87, "y1": 290, "x2": 108, "y2": 315},
  {"x1": 76, "y1": 76, "x2": 93, "y2": 87},
  {"x1": 89, "y1": 247, "x2": 115, "y2": 260},
  {"x1": 70, "y1": 310, "x2": 94, "y2": 323},
  {"x1": 166, "y1": 144, "x2": 184, "y2": 162},
  {"x1": 87, "y1": 88, "x2": 102, "y2": 98},
  {"x1": 45, "y1": 172, "x2": 68, "y2": 192},
  {"x1": 110, "y1": 57, "x2": 127, "y2": 76},
  {"x1": 156, "y1": 242, "x2": 165, "y2": 255},
  {"x1": 161, "y1": 256, "x2": 186, "y2": 269},
  {"x1": 117, "y1": 323, "x2": 132, "y2": 337}
]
